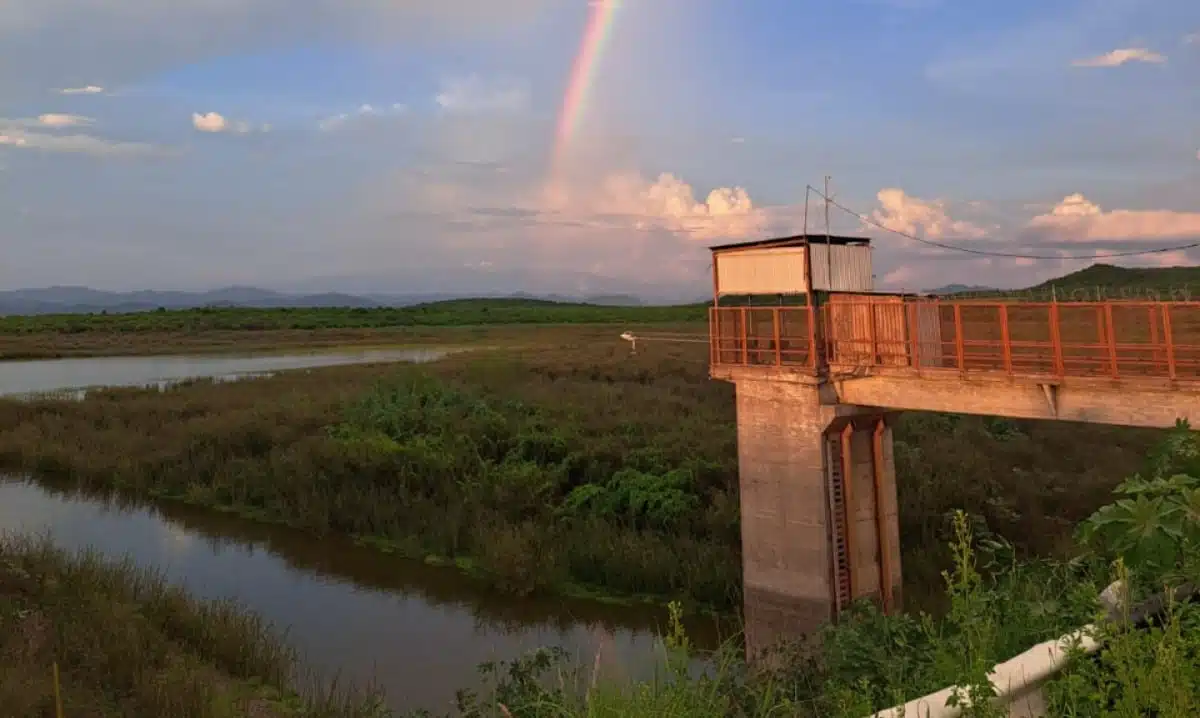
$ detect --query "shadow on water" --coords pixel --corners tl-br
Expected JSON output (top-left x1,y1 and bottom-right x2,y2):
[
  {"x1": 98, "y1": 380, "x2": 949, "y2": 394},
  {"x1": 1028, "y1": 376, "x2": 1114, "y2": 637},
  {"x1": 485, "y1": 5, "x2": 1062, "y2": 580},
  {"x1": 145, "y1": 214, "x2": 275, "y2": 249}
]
[{"x1": 0, "y1": 476, "x2": 734, "y2": 714}]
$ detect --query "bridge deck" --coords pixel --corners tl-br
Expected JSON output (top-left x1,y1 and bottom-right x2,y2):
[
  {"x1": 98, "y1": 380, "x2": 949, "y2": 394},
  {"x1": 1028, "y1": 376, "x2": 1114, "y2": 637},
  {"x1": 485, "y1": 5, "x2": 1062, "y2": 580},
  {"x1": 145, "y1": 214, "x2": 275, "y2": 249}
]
[{"x1": 710, "y1": 297, "x2": 1200, "y2": 384}]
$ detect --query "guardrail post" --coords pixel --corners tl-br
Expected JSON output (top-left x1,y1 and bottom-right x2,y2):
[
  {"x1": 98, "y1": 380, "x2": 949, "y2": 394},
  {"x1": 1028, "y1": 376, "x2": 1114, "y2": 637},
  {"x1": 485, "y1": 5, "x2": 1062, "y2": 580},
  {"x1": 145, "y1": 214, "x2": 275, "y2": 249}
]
[
  {"x1": 1163, "y1": 305, "x2": 1177, "y2": 380},
  {"x1": 953, "y1": 304, "x2": 965, "y2": 372},
  {"x1": 1050, "y1": 302, "x2": 1065, "y2": 377},
  {"x1": 908, "y1": 302, "x2": 921, "y2": 370},
  {"x1": 740, "y1": 306, "x2": 749, "y2": 365},
  {"x1": 1104, "y1": 303, "x2": 1118, "y2": 378},
  {"x1": 999, "y1": 304, "x2": 1013, "y2": 375},
  {"x1": 772, "y1": 307, "x2": 782, "y2": 366},
  {"x1": 866, "y1": 297, "x2": 877, "y2": 365},
  {"x1": 1148, "y1": 306, "x2": 1162, "y2": 370}
]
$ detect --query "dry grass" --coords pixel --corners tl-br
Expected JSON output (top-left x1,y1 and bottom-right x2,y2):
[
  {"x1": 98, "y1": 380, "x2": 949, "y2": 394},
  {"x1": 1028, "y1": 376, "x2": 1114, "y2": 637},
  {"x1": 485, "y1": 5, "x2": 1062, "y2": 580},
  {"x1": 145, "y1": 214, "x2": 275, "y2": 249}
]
[{"x1": 0, "y1": 325, "x2": 654, "y2": 361}]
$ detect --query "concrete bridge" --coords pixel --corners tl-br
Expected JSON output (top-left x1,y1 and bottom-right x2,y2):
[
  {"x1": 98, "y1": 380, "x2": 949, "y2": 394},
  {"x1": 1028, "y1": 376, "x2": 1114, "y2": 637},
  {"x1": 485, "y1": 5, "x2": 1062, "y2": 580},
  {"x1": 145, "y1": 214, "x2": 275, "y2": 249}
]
[{"x1": 706, "y1": 235, "x2": 1200, "y2": 657}]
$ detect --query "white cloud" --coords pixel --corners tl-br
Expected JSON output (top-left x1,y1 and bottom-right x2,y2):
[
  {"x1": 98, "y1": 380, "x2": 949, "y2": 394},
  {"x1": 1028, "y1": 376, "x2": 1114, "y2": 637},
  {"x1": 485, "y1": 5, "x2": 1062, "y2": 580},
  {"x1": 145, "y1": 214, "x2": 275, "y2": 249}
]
[
  {"x1": 1, "y1": 114, "x2": 95, "y2": 130},
  {"x1": 57, "y1": 85, "x2": 104, "y2": 95},
  {"x1": 37, "y1": 113, "x2": 91, "y2": 127},
  {"x1": 192, "y1": 112, "x2": 227, "y2": 133},
  {"x1": 1027, "y1": 193, "x2": 1200, "y2": 241},
  {"x1": 879, "y1": 265, "x2": 918, "y2": 289},
  {"x1": 1184, "y1": 33, "x2": 1198, "y2": 45},
  {"x1": 0, "y1": 125, "x2": 158, "y2": 156},
  {"x1": 537, "y1": 171, "x2": 767, "y2": 242},
  {"x1": 1071, "y1": 48, "x2": 1167, "y2": 67},
  {"x1": 871, "y1": 188, "x2": 988, "y2": 239},
  {"x1": 191, "y1": 111, "x2": 266, "y2": 134},
  {"x1": 435, "y1": 75, "x2": 529, "y2": 114},
  {"x1": 318, "y1": 102, "x2": 406, "y2": 131}
]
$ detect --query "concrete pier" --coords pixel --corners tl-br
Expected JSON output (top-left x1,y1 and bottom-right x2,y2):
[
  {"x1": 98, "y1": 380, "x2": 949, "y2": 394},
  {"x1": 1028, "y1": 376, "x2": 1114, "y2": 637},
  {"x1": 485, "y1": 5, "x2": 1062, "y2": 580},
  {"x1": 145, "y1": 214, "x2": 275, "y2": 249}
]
[
  {"x1": 705, "y1": 235, "x2": 1200, "y2": 659},
  {"x1": 732, "y1": 374, "x2": 901, "y2": 658}
]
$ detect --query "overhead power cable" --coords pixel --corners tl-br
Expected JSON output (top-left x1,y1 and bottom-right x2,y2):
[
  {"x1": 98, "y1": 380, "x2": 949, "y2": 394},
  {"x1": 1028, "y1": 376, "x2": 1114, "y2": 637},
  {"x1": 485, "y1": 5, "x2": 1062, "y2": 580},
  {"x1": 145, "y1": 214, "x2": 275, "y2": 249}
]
[{"x1": 807, "y1": 185, "x2": 1200, "y2": 261}]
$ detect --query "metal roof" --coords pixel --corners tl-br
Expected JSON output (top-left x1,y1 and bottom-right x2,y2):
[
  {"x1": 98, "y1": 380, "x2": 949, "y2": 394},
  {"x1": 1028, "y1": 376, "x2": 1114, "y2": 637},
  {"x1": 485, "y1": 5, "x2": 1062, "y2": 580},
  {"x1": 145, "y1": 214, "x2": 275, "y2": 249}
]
[{"x1": 708, "y1": 234, "x2": 871, "y2": 254}]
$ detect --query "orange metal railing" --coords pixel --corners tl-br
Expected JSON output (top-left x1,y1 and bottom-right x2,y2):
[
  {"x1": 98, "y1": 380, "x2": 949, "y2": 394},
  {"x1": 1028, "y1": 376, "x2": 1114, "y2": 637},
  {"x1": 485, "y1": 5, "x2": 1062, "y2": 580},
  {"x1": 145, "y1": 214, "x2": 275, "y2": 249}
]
[
  {"x1": 710, "y1": 306, "x2": 817, "y2": 369},
  {"x1": 710, "y1": 298, "x2": 1200, "y2": 382}
]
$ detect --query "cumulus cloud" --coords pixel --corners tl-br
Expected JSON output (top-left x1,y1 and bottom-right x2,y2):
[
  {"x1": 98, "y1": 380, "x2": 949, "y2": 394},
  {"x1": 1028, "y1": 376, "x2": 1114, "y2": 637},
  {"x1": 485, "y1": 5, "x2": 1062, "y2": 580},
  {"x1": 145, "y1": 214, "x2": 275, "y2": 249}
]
[
  {"x1": 1027, "y1": 193, "x2": 1200, "y2": 241},
  {"x1": 1071, "y1": 48, "x2": 1167, "y2": 67},
  {"x1": 871, "y1": 188, "x2": 988, "y2": 239},
  {"x1": 191, "y1": 112, "x2": 228, "y2": 133},
  {"x1": 435, "y1": 75, "x2": 529, "y2": 114},
  {"x1": 57, "y1": 85, "x2": 104, "y2": 95},
  {"x1": 539, "y1": 171, "x2": 767, "y2": 242},
  {"x1": 191, "y1": 112, "x2": 266, "y2": 134},
  {"x1": 1185, "y1": 33, "x2": 1198, "y2": 45},
  {"x1": 37, "y1": 113, "x2": 91, "y2": 127}
]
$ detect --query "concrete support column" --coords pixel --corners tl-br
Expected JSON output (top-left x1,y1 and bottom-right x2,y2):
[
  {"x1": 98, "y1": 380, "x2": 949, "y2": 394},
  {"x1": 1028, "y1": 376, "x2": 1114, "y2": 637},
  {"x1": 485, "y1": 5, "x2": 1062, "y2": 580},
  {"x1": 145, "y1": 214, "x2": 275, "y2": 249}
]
[{"x1": 733, "y1": 377, "x2": 902, "y2": 658}]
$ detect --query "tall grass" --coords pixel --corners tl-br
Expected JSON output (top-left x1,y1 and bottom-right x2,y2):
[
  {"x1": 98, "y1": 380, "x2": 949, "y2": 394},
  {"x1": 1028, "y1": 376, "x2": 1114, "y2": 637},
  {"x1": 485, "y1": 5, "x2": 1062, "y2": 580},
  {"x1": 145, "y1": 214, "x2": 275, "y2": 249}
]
[
  {"x1": 0, "y1": 534, "x2": 387, "y2": 717},
  {"x1": 0, "y1": 334, "x2": 1162, "y2": 613},
  {"x1": 415, "y1": 424, "x2": 1200, "y2": 717}
]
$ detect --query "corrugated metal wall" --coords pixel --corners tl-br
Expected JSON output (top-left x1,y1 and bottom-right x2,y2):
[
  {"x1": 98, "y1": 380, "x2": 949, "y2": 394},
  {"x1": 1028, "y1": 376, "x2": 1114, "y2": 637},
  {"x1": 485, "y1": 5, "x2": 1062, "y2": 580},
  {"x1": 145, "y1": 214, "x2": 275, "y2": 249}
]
[
  {"x1": 910, "y1": 302, "x2": 945, "y2": 369},
  {"x1": 715, "y1": 247, "x2": 809, "y2": 295},
  {"x1": 809, "y1": 244, "x2": 873, "y2": 293},
  {"x1": 715, "y1": 243, "x2": 873, "y2": 295},
  {"x1": 826, "y1": 294, "x2": 908, "y2": 366}
]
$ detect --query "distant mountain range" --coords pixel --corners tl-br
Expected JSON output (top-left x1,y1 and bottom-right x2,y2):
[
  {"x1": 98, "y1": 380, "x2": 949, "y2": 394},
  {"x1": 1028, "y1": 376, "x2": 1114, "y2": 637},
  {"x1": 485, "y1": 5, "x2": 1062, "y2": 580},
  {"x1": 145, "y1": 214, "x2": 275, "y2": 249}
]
[
  {"x1": 923, "y1": 284, "x2": 1000, "y2": 295},
  {"x1": 0, "y1": 286, "x2": 655, "y2": 316},
  {"x1": 5, "y1": 264, "x2": 1194, "y2": 317}
]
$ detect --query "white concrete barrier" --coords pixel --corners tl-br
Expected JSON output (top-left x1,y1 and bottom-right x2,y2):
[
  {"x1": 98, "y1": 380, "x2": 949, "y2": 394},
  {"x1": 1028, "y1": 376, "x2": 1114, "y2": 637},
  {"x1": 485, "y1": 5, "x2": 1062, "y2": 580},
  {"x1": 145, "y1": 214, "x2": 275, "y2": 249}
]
[{"x1": 865, "y1": 581, "x2": 1126, "y2": 718}]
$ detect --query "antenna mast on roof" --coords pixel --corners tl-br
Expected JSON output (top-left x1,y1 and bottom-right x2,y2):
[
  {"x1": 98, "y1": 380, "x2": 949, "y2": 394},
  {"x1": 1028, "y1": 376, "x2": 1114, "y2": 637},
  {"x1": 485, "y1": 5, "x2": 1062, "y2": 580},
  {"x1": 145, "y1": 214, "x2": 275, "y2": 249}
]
[{"x1": 824, "y1": 175, "x2": 834, "y2": 289}]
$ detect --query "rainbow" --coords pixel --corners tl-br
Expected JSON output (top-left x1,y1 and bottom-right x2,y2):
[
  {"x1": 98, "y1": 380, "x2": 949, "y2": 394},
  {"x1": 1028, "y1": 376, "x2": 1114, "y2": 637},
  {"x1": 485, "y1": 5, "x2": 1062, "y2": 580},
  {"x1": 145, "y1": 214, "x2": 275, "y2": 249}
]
[{"x1": 552, "y1": 0, "x2": 621, "y2": 172}]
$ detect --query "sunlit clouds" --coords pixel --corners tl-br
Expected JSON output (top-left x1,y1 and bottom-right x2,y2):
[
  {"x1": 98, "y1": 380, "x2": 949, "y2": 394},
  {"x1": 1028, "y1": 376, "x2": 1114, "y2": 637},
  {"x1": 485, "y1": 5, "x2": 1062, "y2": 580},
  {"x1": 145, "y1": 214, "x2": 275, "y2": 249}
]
[
  {"x1": 36, "y1": 113, "x2": 92, "y2": 128},
  {"x1": 537, "y1": 171, "x2": 766, "y2": 242},
  {"x1": 1071, "y1": 48, "x2": 1167, "y2": 67},
  {"x1": 871, "y1": 188, "x2": 989, "y2": 240},
  {"x1": 191, "y1": 112, "x2": 267, "y2": 134},
  {"x1": 1027, "y1": 194, "x2": 1200, "y2": 242}
]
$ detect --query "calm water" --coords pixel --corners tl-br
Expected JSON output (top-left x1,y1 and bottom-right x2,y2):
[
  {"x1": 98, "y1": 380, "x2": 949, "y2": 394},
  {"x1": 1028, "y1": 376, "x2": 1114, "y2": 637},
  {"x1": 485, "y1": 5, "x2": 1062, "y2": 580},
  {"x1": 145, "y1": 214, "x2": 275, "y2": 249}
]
[
  {"x1": 0, "y1": 349, "x2": 449, "y2": 397},
  {"x1": 0, "y1": 353, "x2": 724, "y2": 714},
  {"x1": 0, "y1": 480, "x2": 719, "y2": 713}
]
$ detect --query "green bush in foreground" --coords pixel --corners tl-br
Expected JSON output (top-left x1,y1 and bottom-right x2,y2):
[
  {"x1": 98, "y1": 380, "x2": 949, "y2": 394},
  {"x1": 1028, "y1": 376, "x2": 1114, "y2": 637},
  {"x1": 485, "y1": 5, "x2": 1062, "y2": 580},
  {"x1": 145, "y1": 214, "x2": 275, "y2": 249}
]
[{"x1": 414, "y1": 425, "x2": 1200, "y2": 718}]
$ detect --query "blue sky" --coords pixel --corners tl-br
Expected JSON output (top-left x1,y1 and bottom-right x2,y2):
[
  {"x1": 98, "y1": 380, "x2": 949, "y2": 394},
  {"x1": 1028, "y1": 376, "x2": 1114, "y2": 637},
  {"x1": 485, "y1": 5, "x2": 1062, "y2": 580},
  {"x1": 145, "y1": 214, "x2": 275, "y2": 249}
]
[{"x1": 1, "y1": 0, "x2": 1198, "y2": 298}]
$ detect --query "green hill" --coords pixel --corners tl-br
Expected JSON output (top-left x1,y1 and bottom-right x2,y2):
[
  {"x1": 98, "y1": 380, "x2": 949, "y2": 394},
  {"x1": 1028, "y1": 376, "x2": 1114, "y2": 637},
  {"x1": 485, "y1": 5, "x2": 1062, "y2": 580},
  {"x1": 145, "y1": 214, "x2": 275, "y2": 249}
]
[
  {"x1": 936, "y1": 263, "x2": 1200, "y2": 302},
  {"x1": 0, "y1": 298, "x2": 710, "y2": 334},
  {"x1": 1028, "y1": 263, "x2": 1200, "y2": 293}
]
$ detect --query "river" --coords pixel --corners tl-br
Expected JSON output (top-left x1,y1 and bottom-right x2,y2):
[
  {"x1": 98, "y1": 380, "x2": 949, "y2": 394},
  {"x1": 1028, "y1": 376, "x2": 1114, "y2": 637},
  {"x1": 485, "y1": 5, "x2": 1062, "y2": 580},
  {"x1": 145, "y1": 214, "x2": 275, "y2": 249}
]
[
  {"x1": 0, "y1": 348, "x2": 451, "y2": 397},
  {"x1": 0, "y1": 352, "x2": 725, "y2": 714}
]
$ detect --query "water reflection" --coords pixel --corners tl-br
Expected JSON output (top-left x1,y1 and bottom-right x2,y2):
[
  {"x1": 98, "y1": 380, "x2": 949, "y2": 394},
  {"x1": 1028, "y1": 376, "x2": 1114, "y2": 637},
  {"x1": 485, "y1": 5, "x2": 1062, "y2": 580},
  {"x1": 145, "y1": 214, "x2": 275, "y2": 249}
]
[
  {"x1": 0, "y1": 477, "x2": 729, "y2": 714},
  {"x1": 0, "y1": 349, "x2": 450, "y2": 397}
]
